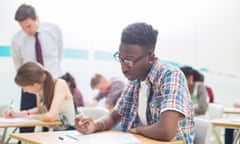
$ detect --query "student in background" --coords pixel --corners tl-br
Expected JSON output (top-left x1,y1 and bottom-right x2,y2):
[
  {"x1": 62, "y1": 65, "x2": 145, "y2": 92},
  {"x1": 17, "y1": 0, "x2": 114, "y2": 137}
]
[
  {"x1": 192, "y1": 68, "x2": 214, "y2": 103},
  {"x1": 180, "y1": 66, "x2": 208, "y2": 115},
  {"x1": 75, "y1": 22, "x2": 194, "y2": 143},
  {"x1": 3, "y1": 62, "x2": 75, "y2": 131},
  {"x1": 61, "y1": 72, "x2": 84, "y2": 114},
  {"x1": 11, "y1": 4, "x2": 63, "y2": 134},
  {"x1": 90, "y1": 73, "x2": 125, "y2": 111}
]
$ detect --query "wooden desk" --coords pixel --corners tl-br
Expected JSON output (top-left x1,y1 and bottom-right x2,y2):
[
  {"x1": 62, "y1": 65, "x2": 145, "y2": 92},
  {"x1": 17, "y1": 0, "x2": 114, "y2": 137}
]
[
  {"x1": 0, "y1": 118, "x2": 61, "y2": 144},
  {"x1": 211, "y1": 118, "x2": 240, "y2": 144},
  {"x1": 224, "y1": 107, "x2": 240, "y2": 115},
  {"x1": 212, "y1": 118, "x2": 240, "y2": 128},
  {"x1": 10, "y1": 130, "x2": 183, "y2": 144}
]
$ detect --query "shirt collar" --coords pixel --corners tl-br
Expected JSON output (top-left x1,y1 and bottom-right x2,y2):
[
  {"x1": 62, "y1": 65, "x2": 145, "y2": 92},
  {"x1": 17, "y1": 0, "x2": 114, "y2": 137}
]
[{"x1": 145, "y1": 57, "x2": 162, "y2": 84}]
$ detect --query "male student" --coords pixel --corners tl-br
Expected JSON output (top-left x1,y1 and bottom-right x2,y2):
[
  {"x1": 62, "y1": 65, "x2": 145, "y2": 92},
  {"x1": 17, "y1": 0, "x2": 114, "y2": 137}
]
[
  {"x1": 90, "y1": 73, "x2": 125, "y2": 111},
  {"x1": 75, "y1": 22, "x2": 195, "y2": 143}
]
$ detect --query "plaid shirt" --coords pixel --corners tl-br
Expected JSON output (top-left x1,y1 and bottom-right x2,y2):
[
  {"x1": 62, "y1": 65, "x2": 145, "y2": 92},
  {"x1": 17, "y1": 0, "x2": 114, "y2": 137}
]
[{"x1": 114, "y1": 58, "x2": 195, "y2": 144}]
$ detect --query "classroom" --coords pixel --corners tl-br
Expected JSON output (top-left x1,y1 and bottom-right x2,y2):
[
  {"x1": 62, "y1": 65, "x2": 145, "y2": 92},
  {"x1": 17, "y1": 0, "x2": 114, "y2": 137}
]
[{"x1": 0, "y1": 0, "x2": 240, "y2": 144}]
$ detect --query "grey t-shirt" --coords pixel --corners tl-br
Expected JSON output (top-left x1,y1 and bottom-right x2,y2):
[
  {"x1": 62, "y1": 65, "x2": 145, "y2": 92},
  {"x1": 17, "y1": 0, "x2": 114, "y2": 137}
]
[{"x1": 95, "y1": 77, "x2": 125, "y2": 107}]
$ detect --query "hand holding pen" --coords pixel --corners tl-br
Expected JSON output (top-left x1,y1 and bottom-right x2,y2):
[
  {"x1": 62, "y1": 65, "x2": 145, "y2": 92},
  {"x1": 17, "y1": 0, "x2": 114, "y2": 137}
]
[
  {"x1": 74, "y1": 115, "x2": 95, "y2": 134},
  {"x1": 2, "y1": 100, "x2": 15, "y2": 118}
]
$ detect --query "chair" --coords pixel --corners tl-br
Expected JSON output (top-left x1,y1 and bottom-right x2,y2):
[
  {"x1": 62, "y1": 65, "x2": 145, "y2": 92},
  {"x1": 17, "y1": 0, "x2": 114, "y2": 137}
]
[
  {"x1": 194, "y1": 117, "x2": 212, "y2": 144},
  {"x1": 207, "y1": 103, "x2": 223, "y2": 120},
  {"x1": 207, "y1": 103, "x2": 224, "y2": 143},
  {"x1": 78, "y1": 107, "x2": 109, "y2": 120}
]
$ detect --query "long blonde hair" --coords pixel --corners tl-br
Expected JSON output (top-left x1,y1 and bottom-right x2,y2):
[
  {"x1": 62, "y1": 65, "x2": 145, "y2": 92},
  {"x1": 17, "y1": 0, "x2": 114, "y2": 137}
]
[{"x1": 15, "y1": 62, "x2": 55, "y2": 110}]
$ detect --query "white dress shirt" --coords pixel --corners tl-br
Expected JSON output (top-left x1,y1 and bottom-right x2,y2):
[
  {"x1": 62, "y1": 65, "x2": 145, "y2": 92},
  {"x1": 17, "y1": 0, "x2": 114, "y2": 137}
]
[{"x1": 11, "y1": 22, "x2": 63, "y2": 77}]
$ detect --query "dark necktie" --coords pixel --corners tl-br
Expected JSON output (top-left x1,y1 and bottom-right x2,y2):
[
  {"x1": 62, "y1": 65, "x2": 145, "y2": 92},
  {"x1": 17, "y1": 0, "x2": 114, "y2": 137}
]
[{"x1": 35, "y1": 32, "x2": 44, "y2": 65}]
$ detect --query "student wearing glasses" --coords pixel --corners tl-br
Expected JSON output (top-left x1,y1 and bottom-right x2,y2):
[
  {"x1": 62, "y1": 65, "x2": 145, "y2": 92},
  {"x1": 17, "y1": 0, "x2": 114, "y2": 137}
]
[{"x1": 75, "y1": 22, "x2": 195, "y2": 143}]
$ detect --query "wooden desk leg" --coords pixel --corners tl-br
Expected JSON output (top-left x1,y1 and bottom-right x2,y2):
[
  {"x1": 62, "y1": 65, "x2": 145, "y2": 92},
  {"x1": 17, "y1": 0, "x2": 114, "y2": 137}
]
[
  {"x1": 0, "y1": 128, "x2": 8, "y2": 144},
  {"x1": 213, "y1": 127, "x2": 223, "y2": 144},
  {"x1": 5, "y1": 128, "x2": 17, "y2": 144}
]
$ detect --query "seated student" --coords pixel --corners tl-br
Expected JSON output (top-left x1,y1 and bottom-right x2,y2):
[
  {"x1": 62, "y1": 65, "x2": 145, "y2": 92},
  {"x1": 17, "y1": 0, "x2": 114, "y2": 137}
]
[
  {"x1": 75, "y1": 22, "x2": 194, "y2": 143},
  {"x1": 180, "y1": 66, "x2": 208, "y2": 115},
  {"x1": 61, "y1": 72, "x2": 84, "y2": 114},
  {"x1": 3, "y1": 62, "x2": 75, "y2": 130},
  {"x1": 90, "y1": 73, "x2": 125, "y2": 111},
  {"x1": 192, "y1": 68, "x2": 214, "y2": 103}
]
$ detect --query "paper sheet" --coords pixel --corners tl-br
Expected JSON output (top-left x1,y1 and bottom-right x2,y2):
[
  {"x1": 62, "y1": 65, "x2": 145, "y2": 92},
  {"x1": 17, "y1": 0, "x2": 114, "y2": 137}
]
[
  {"x1": 0, "y1": 117, "x2": 40, "y2": 123},
  {"x1": 60, "y1": 131, "x2": 141, "y2": 144},
  {"x1": 230, "y1": 119, "x2": 240, "y2": 123}
]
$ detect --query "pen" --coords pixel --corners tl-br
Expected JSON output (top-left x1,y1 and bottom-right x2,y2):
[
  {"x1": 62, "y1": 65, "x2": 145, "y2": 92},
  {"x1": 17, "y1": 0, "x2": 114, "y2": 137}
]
[
  {"x1": 80, "y1": 109, "x2": 89, "y2": 128},
  {"x1": 58, "y1": 134, "x2": 79, "y2": 141},
  {"x1": 9, "y1": 100, "x2": 14, "y2": 109},
  {"x1": 65, "y1": 134, "x2": 79, "y2": 141}
]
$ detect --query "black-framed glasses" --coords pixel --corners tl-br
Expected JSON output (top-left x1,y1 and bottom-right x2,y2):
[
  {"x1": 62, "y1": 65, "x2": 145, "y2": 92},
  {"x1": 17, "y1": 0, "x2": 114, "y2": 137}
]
[{"x1": 113, "y1": 51, "x2": 150, "y2": 67}]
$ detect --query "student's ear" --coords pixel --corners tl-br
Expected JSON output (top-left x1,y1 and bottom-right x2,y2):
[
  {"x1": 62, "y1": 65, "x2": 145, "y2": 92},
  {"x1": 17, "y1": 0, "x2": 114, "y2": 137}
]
[
  {"x1": 148, "y1": 52, "x2": 155, "y2": 64},
  {"x1": 33, "y1": 83, "x2": 41, "y2": 89}
]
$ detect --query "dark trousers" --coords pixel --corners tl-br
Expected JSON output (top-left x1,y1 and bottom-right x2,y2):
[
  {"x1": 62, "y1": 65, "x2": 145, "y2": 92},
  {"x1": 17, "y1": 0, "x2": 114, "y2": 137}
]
[
  {"x1": 225, "y1": 128, "x2": 234, "y2": 144},
  {"x1": 19, "y1": 91, "x2": 36, "y2": 133}
]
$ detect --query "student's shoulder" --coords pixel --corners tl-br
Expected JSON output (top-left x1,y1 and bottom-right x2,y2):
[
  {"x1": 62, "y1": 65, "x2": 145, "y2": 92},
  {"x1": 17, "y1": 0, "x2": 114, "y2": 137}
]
[
  {"x1": 56, "y1": 78, "x2": 67, "y2": 84},
  {"x1": 55, "y1": 79, "x2": 68, "y2": 88},
  {"x1": 156, "y1": 61, "x2": 182, "y2": 78}
]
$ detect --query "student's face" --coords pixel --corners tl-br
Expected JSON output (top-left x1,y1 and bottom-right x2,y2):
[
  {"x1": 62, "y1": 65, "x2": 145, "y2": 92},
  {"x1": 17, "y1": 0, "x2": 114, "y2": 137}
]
[
  {"x1": 22, "y1": 83, "x2": 41, "y2": 94},
  {"x1": 186, "y1": 75, "x2": 194, "y2": 87},
  {"x1": 19, "y1": 18, "x2": 38, "y2": 36},
  {"x1": 118, "y1": 43, "x2": 154, "y2": 81},
  {"x1": 95, "y1": 80, "x2": 108, "y2": 93}
]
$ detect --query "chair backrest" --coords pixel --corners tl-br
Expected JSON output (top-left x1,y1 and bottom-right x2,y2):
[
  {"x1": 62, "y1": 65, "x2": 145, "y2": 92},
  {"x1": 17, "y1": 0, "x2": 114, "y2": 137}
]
[
  {"x1": 208, "y1": 103, "x2": 223, "y2": 119},
  {"x1": 78, "y1": 107, "x2": 109, "y2": 120},
  {"x1": 194, "y1": 117, "x2": 212, "y2": 144}
]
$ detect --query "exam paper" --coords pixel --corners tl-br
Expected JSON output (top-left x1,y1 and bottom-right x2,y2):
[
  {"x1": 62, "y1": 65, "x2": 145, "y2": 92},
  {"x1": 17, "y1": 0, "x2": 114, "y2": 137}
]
[
  {"x1": 62, "y1": 131, "x2": 141, "y2": 144},
  {"x1": 0, "y1": 117, "x2": 40, "y2": 123}
]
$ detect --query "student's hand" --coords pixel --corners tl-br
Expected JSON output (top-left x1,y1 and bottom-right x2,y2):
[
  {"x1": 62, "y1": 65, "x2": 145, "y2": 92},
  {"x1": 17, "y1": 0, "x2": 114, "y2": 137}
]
[
  {"x1": 233, "y1": 103, "x2": 240, "y2": 108},
  {"x1": 89, "y1": 100, "x2": 98, "y2": 107},
  {"x1": 128, "y1": 127, "x2": 141, "y2": 134},
  {"x1": 74, "y1": 115, "x2": 96, "y2": 134},
  {"x1": 104, "y1": 104, "x2": 113, "y2": 111},
  {"x1": 2, "y1": 108, "x2": 16, "y2": 118}
]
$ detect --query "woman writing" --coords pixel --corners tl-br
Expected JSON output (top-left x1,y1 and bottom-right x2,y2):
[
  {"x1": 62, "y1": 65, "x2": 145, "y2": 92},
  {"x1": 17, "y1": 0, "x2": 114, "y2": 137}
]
[{"x1": 3, "y1": 62, "x2": 75, "y2": 130}]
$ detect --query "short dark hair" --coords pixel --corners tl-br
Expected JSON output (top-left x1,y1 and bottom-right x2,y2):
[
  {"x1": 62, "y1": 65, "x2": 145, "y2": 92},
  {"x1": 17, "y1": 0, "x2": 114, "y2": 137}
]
[
  {"x1": 60, "y1": 72, "x2": 77, "y2": 88},
  {"x1": 180, "y1": 66, "x2": 193, "y2": 77},
  {"x1": 180, "y1": 66, "x2": 204, "y2": 82},
  {"x1": 15, "y1": 4, "x2": 37, "y2": 21},
  {"x1": 192, "y1": 69, "x2": 204, "y2": 82},
  {"x1": 121, "y1": 22, "x2": 158, "y2": 50}
]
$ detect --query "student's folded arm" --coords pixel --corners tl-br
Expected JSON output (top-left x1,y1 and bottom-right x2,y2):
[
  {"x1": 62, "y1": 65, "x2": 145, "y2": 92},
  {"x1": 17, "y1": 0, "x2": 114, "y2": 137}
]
[
  {"x1": 195, "y1": 84, "x2": 208, "y2": 114},
  {"x1": 136, "y1": 110, "x2": 180, "y2": 141},
  {"x1": 29, "y1": 112, "x2": 57, "y2": 122}
]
